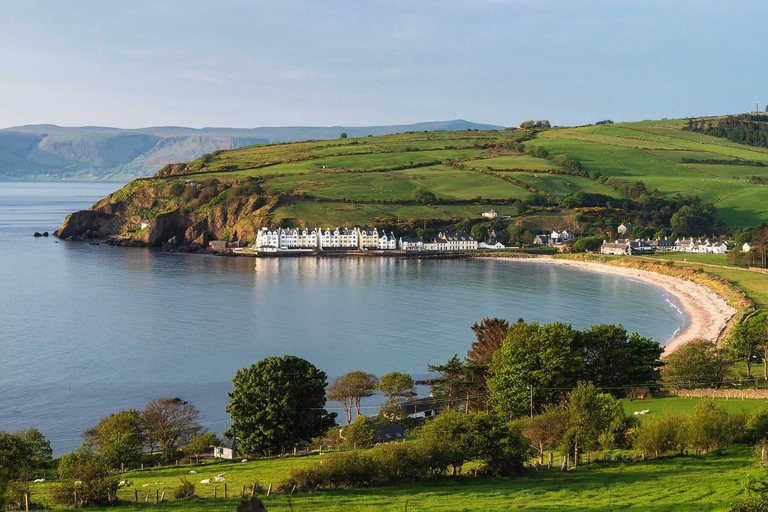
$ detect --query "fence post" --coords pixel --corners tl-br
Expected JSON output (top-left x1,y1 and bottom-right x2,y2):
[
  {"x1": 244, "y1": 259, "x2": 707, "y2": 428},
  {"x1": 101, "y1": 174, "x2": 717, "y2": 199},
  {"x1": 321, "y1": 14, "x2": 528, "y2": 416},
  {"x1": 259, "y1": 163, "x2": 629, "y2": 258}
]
[
  {"x1": 74, "y1": 490, "x2": 78, "y2": 508},
  {"x1": 214, "y1": 486, "x2": 217, "y2": 499},
  {"x1": 224, "y1": 483, "x2": 228, "y2": 498},
  {"x1": 161, "y1": 491, "x2": 165, "y2": 503},
  {"x1": 24, "y1": 492, "x2": 29, "y2": 511},
  {"x1": 241, "y1": 485, "x2": 245, "y2": 497},
  {"x1": 133, "y1": 489, "x2": 138, "y2": 503},
  {"x1": 267, "y1": 483, "x2": 272, "y2": 496}
]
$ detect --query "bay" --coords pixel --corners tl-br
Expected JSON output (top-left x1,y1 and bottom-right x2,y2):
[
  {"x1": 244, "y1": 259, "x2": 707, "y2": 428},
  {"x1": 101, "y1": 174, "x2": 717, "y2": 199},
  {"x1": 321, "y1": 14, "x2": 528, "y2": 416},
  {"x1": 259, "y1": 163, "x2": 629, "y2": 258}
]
[{"x1": 0, "y1": 182, "x2": 687, "y2": 455}]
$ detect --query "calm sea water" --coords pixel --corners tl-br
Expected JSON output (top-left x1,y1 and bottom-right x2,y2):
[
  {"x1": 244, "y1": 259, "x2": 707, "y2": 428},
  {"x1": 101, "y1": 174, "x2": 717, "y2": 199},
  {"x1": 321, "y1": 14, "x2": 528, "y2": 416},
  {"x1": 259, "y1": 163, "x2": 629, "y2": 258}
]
[{"x1": 0, "y1": 182, "x2": 688, "y2": 455}]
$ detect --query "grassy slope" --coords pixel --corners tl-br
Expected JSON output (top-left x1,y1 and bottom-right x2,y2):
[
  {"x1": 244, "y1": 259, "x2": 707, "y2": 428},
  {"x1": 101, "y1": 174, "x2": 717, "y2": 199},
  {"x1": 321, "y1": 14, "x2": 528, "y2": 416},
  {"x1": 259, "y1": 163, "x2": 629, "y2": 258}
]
[
  {"x1": 30, "y1": 443, "x2": 762, "y2": 511},
  {"x1": 92, "y1": 117, "x2": 768, "y2": 237},
  {"x1": 526, "y1": 122, "x2": 768, "y2": 227}
]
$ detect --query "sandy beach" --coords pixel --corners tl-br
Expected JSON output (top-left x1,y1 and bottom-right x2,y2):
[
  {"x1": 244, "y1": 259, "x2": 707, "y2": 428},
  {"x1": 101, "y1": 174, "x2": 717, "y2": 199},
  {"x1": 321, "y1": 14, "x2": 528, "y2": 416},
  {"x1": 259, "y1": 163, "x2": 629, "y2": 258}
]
[{"x1": 504, "y1": 256, "x2": 737, "y2": 354}]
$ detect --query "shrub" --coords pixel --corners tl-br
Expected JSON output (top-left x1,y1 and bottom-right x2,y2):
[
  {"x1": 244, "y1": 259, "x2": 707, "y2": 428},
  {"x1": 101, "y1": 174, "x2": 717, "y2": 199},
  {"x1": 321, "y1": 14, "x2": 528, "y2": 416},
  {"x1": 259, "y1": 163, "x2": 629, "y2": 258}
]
[
  {"x1": 345, "y1": 416, "x2": 378, "y2": 449},
  {"x1": 634, "y1": 414, "x2": 686, "y2": 457},
  {"x1": 51, "y1": 451, "x2": 118, "y2": 507},
  {"x1": 687, "y1": 401, "x2": 742, "y2": 452},
  {"x1": 172, "y1": 477, "x2": 196, "y2": 500}
]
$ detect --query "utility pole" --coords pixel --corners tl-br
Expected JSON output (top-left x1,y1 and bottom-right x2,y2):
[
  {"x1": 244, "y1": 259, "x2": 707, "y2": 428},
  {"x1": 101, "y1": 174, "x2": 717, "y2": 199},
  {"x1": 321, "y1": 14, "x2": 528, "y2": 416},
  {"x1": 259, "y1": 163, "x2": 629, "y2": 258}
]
[{"x1": 529, "y1": 385, "x2": 534, "y2": 418}]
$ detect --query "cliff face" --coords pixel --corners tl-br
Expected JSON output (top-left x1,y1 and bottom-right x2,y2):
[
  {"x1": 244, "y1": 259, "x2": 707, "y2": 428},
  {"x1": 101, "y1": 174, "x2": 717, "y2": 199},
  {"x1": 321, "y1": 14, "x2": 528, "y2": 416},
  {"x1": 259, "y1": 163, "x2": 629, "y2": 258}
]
[{"x1": 55, "y1": 179, "x2": 274, "y2": 246}]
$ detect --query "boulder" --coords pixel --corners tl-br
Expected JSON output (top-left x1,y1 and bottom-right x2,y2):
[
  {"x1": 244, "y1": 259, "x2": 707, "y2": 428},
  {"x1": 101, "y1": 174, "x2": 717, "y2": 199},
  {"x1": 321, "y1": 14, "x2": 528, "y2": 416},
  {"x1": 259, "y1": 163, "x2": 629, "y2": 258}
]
[{"x1": 33, "y1": 232, "x2": 42, "y2": 237}]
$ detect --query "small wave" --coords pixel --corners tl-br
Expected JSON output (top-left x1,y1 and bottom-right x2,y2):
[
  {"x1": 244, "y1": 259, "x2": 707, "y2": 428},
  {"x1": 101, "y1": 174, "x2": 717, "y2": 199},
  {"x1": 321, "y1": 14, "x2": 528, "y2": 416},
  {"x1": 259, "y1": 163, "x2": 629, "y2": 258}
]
[{"x1": 666, "y1": 297, "x2": 686, "y2": 340}]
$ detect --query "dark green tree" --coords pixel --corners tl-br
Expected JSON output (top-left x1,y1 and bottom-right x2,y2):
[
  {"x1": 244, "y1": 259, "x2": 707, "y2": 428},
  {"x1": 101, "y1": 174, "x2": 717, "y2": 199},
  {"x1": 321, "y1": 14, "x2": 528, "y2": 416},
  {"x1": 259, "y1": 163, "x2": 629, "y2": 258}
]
[
  {"x1": 488, "y1": 320, "x2": 582, "y2": 417},
  {"x1": 579, "y1": 324, "x2": 663, "y2": 388},
  {"x1": 226, "y1": 356, "x2": 336, "y2": 455},
  {"x1": 183, "y1": 432, "x2": 219, "y2": 464},
  {"x1": 471, "y1": 224, "x2": 488, "y2": 242},
  {"x1": 339, "y1": 132, "x2": 348, "y2": 139}
]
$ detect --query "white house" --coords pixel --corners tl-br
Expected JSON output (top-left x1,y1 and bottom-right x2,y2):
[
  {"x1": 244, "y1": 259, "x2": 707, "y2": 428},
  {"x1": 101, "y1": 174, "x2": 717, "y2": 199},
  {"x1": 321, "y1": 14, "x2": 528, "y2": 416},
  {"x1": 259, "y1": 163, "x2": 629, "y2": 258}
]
[
  {"x1": 479, "y1": 241, "x2": 505, "y2": 249},
  {"x1": 338, "y1": 227, "x2": 359, "y2": 248},
  {"x1": 318, "y1": 228, "x2": 341, "y2": 248},
  {"x1": 482, "y1": 209, "x2": 500, "y2": 219},
  {"x1": 675, "y1": 238, "x2": 729, "y2": 254},
  {"x1": 399, "y1": 236, "x2": 424, "y2": 251},
  {"x1": 561, "y1": 229, "x2": 575, "y2": 241},
  {"x1": 298, "y1": 228, "x2": 319, "y2": 249},
  {"x1": 378, "y1": 231, "x2": 397, "y2": 250},
  {"x1": 600, "y1": 240, "x2": 630, "y2": 255},
  {"x1": 618, "y1": 223, "x2": 634, "y2": 235},
  {"x1": 744, "y1": 242, "x2": 752, "y2": 253},
  {"x1": 358, "y1": 228, "x2": 379, "y2": 249},
  {"x1": 255, "y1": 228, "x2": 280, "y2": 250},
  {"x1": 140, "y1": 219, "x2": 150, "y2": 230},
  {"x1": 533, "y1": 234, "x2": 551, "y2": 246},
  {"x1": 437, "y1": 232, "x2": 478, "y2": 251},
  {"x1": 214, "y1": 439, "x2": 237, "y2": 460}
]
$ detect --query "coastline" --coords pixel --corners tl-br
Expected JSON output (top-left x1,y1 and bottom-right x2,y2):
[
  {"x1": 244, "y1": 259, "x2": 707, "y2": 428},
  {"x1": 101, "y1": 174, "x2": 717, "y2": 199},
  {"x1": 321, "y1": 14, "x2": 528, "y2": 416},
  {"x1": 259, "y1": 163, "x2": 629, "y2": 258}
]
[{"x1": 505, "y1": 256, "x2": 736, "y2": 354}]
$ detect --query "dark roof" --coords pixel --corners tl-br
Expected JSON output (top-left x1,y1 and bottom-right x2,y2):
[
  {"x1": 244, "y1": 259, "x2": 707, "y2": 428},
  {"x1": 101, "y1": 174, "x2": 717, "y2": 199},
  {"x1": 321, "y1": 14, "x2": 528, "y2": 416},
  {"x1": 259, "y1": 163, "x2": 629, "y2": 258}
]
[
  {"x1": 401, "y1": 397, "x2": 439, "y2": 414},
  {"x1": 220, "y1": 438, "x2": 237, "y2": 450},
  {"x1": 376, "y1": 424, "x2": 405, "y2": 443}
]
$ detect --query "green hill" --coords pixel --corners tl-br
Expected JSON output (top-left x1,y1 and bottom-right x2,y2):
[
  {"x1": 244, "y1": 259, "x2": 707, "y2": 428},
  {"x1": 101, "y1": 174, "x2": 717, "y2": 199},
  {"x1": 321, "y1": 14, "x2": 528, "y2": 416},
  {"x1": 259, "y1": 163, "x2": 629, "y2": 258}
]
[{"x1": 55, "y1": 116, "x2": 768, "y2": 245}]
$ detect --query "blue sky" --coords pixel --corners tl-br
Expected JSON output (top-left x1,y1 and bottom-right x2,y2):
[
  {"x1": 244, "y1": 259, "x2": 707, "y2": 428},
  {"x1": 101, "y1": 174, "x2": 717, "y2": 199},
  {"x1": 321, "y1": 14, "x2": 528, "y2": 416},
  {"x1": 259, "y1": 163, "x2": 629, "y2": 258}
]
[{"x1": 1, "y1": 0, "x2": 766, "y2": 128}]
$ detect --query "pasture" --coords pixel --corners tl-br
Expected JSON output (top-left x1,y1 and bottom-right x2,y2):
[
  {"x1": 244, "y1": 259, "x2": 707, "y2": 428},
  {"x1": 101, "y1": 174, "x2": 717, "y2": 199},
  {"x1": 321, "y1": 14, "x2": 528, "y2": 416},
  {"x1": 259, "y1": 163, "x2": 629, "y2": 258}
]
[{"x1": 29, "y1": 444, "x2": 761, "y2": 511}]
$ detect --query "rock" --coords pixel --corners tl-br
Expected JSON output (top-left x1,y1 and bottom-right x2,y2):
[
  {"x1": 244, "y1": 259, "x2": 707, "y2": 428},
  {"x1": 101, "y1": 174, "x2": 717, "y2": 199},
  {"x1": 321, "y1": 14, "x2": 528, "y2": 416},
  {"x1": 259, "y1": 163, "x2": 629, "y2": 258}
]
[
  {"x1": 56, "y1": 210, "x2": 114, "y2": 240},
  {"x1": 42, "y1": 231, "x2": 49, "y2": 237},
  {"x1": 33, "y1": 232, "x2": 43, "y2": 237}
]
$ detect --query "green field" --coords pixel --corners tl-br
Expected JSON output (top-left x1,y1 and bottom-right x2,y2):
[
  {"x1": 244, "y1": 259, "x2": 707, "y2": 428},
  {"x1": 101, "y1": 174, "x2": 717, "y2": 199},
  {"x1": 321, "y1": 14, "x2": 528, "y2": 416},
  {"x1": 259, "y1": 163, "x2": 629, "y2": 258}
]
[
  {"x1": 499, "y1": 171, "x2": 622, "y2": 197},
  {"x1": 28, "y1": 445, "x2": 762, "y2": 511}
]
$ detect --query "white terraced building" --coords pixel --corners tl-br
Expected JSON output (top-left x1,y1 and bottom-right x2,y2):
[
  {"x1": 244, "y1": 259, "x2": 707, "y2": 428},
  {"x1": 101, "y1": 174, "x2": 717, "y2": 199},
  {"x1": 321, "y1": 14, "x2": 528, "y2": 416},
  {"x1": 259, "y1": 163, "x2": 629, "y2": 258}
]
[
  {"x1": 436, "y1": 232, "x2": 478, "y2": 251},
  {"x1": 358, "y1": 228, "x2": 379, "y2": 249},
  {"x1": 255, "y1": 228, "x2": 319, "y2": 250},
  {"x1": 378, "y1": 231, "x2": 397, "y2": 250},
  {"x1": 674, "y1": 238, "x2": 729, "y2": 254}
]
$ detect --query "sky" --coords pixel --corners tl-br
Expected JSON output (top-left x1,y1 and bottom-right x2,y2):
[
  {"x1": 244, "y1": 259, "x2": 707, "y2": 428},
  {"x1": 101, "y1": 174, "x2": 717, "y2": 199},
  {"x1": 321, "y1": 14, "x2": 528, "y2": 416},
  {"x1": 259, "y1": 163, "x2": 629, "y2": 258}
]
[{"x1": 1, "y1": 0, "x2": 767, "y2": 129}]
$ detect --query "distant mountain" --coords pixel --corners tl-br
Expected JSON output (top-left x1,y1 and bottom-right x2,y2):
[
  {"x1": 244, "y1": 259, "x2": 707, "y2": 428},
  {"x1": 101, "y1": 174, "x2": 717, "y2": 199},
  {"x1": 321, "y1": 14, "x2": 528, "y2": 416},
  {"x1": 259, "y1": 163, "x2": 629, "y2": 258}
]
[{"x1": 0, "y1": 120, "x2": 503, "y2": 180}]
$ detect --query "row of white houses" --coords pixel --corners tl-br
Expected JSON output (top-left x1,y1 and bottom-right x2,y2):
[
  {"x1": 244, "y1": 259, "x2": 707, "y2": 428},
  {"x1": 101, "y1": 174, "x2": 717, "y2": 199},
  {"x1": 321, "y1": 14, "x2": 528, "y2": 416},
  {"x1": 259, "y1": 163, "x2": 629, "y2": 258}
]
[
  {"x1": 600, "y1": 237, "x2": 729, "y2": 256},
  {"x1": 253, "y1": 227, "x2": 499, "y2": 252}
]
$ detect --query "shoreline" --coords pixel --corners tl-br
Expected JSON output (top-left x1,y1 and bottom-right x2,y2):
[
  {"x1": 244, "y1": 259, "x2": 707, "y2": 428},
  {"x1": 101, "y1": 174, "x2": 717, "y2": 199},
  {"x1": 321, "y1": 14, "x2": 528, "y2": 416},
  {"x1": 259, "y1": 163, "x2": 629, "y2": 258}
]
[{"x1": 503, "y1": 256, "x2": 736, "y2": 354}]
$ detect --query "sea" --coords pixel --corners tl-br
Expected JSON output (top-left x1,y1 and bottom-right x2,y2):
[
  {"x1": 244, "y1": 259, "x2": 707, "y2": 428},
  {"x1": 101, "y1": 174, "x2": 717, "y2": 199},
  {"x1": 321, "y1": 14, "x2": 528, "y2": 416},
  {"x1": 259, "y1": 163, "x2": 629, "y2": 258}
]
[{"x1": 0, "y1": 181, "x2": 689, "y2": 455}]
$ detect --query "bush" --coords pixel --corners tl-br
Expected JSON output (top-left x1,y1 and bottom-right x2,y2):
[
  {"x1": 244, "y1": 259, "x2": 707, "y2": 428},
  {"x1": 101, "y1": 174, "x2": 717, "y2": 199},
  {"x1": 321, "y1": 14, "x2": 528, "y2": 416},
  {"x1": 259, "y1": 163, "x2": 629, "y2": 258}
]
[
  {"x1": 52, "y1": 451, "x2": 118, "y2": 507},
  {"x1": 687, "y1": 401, "x2": 742, "y2": 452},
  {"x1": 172, "y1": 477, "x2": 196, "y2": 500},
  {"x1": 634, "y1": 414, "x2": 686, "y2": 457},
  {"x1": 345, "y1": 416, "x2": 379, "y2": 449}
]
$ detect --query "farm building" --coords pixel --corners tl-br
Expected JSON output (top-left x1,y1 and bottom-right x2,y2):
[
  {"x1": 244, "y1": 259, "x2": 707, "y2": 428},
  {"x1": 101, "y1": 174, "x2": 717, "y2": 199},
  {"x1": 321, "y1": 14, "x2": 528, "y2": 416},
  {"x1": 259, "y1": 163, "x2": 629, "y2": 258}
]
[
  {"x1": 401, "y1": 397, "x2": 439, "y2": 419},
  {"x1": 618, "y1": 223, "x2": 634, "y2": 234},
  {"x1": 210, "y1": 240, "x2": 228, "y2": 251},
  {"x1": 214, "y1": 439, "x2": 237, "y2": 459},
  {"x1": 376, "y1": 424, "x2": 406, "y2": 444}
]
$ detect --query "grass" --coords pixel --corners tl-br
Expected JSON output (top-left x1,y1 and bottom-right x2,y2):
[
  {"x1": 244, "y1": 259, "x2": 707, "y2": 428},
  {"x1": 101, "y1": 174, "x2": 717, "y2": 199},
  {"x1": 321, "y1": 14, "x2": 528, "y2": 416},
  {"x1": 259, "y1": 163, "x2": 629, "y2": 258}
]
[
  {"x1": 30, "y1": 445, "x2": 763, "y2": 511},
  {"x1": 622, "y1": 396, "x2": 768, "y2": 417},
  {"x1": 498, "y1": 171, "x2": 622, "y2": 197}
]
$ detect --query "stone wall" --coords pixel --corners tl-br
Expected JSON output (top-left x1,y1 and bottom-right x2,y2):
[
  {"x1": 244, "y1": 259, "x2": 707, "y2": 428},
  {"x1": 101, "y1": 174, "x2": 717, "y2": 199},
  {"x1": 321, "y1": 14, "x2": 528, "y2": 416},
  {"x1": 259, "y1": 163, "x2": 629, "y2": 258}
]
[{"x1": 667, "y1": 388, "x2": 768, "y2": 399}]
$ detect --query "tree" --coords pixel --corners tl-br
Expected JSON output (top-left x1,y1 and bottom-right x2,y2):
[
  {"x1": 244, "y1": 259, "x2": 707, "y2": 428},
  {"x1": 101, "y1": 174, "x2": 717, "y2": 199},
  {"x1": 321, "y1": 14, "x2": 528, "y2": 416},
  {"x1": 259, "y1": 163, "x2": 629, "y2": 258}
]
[
  {"x1": 731, "y1": 316, "x2": 763, "y2": 379},
  {"x1": 564, "y1": 382, "x2": 627, "y2": 466},
  {"x1": 411, "y1": 187, "x2": 437, "y2": 205},
  {"x1": 83, "y1": 409, "x2": 144, "y2": 469},
  {"x1": 520, "y1": 406, "x2": 569, "y2": 465},
  {"x1": 226, "y1": 356, "x2": 336, "y2": 456},
  {"x1": 0, "y1": 429, "x2": 52, "y2": 478},
  {"x1": 183, "y1": 432, "x2": 219, "y2": 464},
  {"x1": 579, "y1": 324, "x2": 662, "y2": 388},
  {"x1": 471, "y1": 224, "x2": 488, "y2": 242},
  {"x1": 142, "y1": 398, "x2": 205, "y2": 462},
  {"x1": 467, "y1": 318, "x2": 509, "y2": 366},
  {"x1": 339, "y1": 133, "x2": 348, "y2": 139},
  {"x1": 327, "y1": 371, "x2": 379, "y2": 424},
  {"x1": 428, "y1": 355, "x2": 470, "y2": 411},
  {"x1": 488, "y1": 320, "x2": 582, "y2": 417},
  {"x1": 344, "y1": 415, "x2": 379, "y2": 449},
  {"x1": 661, "y1": 339, "x2": 730, "y2": 388},
  {"x1": 377, "y1": 372, "x2": 415, "y2": 417}
]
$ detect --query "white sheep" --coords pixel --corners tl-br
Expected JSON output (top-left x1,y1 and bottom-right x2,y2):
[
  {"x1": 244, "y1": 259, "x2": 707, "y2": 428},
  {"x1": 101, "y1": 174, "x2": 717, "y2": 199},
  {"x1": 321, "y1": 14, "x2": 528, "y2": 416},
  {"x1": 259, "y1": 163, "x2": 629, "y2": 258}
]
[
  {"x1": 188, "y1": 470, "x2": 197, "y2": 474},
  {"x1": 200, "y1": 478, "x2": 212, "y2": 484},
  {"x1": 33, "y1": 478, "x2": 46, "y2": 483}
]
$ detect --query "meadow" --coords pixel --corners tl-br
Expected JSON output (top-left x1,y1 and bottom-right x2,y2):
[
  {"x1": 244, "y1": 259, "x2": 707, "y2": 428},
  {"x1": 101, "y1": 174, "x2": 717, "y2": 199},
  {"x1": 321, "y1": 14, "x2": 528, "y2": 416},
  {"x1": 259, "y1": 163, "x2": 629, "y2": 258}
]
[{"x1": 27, "y1": 442, "x2": 764, "y2": 511}]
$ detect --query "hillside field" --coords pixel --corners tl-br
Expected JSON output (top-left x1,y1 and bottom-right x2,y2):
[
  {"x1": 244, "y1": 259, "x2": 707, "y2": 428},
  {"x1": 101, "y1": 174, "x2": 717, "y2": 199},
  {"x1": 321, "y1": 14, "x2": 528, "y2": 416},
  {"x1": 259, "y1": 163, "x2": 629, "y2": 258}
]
[{"x1": 56, "y1": 116, "x2": 768, "y2": 245}]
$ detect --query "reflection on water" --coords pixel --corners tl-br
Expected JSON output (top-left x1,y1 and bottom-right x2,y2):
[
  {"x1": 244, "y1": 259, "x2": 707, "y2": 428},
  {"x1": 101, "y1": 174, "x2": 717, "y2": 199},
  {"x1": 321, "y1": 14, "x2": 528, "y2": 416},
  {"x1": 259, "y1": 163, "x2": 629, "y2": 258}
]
[{"x1": 0, "y1": 182, "x2": 687, "y2": 454}]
